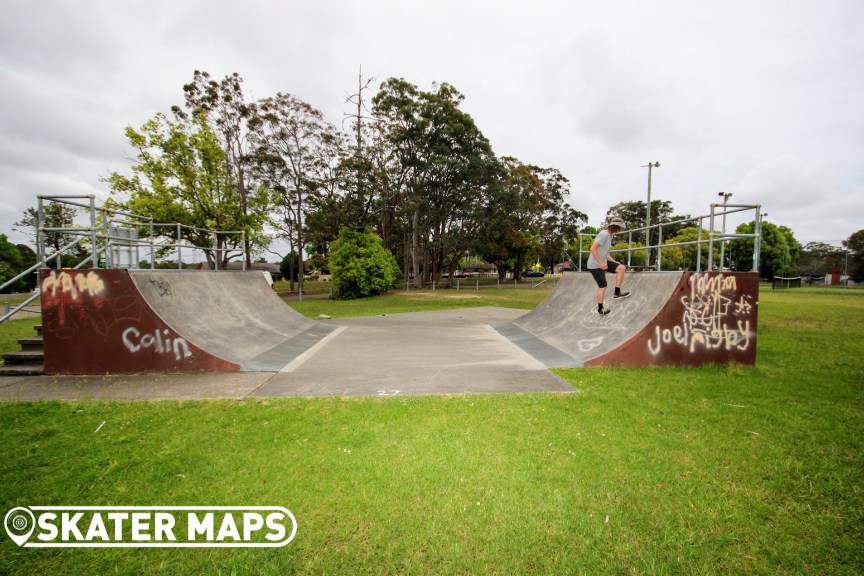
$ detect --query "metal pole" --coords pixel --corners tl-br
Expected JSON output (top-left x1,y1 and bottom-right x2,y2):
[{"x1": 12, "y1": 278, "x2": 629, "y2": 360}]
[
  {"x1": 844, "y1": 248, "x2": 849, "y2": 289},
  {"x1": 627, "y1": 231, "x2": 632, "y2": 268},
  {"x1": 37, "y1": 196, "x2": 45, "y2": 265},
  {"x1": 89, "y1": 195, "x2": 98, "y2": 269},
  {"x1": 718, "y1": 192, "x2": 732, "y2": 271},
  {"x1": 708, "y1": 204, "x2": 717, "y2": 271},
  {"x1": 753, "y1": 209, "x2": 763, "y2": 273},
  {"x1": 578, "y1": 233, "x2": 583, "y2": 271},
  {"x1": 642, "y1": 161, "x2": 660, "y2": 267},
  {"x1": 696, "y1": 218, "x2": 703, "y2": 272}
]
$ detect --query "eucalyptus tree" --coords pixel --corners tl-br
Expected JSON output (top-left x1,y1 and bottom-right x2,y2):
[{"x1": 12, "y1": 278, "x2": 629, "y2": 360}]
[
  {"x1": 172, "y1": 71, "x2": 261, "y2": 266},
  {"x1": 14, "y1": 202, "x2": 81, "y2": 262},
  {"x1": 249, "y1": 93, "x2": 345, "y2": 293},
  {"x1": 372, "y1": 78, "x2": 499, "y2": 286},
  {"x1": 476, "y1": 157, "x2": 571, "y2": 279},
  {"x1": 533, "y1": 167, "x2": 587, "y2": 272}
]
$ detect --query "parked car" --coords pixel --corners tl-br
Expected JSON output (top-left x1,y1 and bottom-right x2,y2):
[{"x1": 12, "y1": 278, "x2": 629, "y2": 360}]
[
  {"x1": 452, "y1": 272, "x2": 469, "y2": 278},
  {"x1": 523, "y1": 270, "x2": 545, "y2": 278}
]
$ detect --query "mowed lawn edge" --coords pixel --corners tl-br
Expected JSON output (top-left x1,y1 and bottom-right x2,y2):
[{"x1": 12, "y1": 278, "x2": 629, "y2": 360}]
[{"x1": 0, "y1": 288, "x2": 861, "y2": 574}]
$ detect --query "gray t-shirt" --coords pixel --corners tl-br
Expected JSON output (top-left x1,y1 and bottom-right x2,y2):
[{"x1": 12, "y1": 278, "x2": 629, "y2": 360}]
[{"x1": 587, "y1": 229, "x2": 613, "y2": 269}]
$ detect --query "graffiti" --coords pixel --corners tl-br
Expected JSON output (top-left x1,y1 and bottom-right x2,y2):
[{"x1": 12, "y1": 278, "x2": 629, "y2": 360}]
[
  {"x1": 648, "y1": 273, "x2": 754, "y2": 356},
  {"x1": 578, "y1": 337, "x2": 604, "y2": 353},
  {"x1": 149, "y1": 280, "x2": 173, "y2": 297},
  {"x1": 41, "y1": 270, "x2": 105, "y2": 300},
  {"x1": 122, "y1": 327, "x2": 192, "y2": 361}
]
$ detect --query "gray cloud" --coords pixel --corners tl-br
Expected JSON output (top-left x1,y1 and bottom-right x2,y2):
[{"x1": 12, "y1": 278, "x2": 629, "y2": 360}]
[{"x1": 1, "y1": 0, "x2": 862, "y2": 249}]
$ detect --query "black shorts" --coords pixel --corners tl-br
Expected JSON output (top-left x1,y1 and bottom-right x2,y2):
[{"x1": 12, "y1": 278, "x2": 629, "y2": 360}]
[{"x1": 589, "y1": 261, "x2": 621, "y2": 288}]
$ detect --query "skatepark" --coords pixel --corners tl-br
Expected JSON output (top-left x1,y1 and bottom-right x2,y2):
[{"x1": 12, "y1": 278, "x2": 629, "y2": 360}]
[{"x1": 0, "y1": 268, "x2": 758, "y2": 401}]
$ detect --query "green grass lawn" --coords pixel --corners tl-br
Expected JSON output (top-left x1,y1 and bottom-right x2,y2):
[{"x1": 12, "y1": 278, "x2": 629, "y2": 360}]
[{"x1": 0, "y1": 288, "x2": 862, "y2": 574}]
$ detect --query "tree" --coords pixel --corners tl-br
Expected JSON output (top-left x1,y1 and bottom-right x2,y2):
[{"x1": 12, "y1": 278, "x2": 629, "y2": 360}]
[
  {"x1": 104, "y1": 112, "x2": 265, "y2": 268},
  {"x1": 534, "y1": 167, "x2": 586, "y2": 272},
  {"x1": 605, "y1": 200, "x2": 691, "y2": 266},
  {"x1": 329, "y1": 227, "x2": 399, "y2": 299},
  {"x1": 798, "y1": 242, "x2": 844, "y2": 277},
  {"x1": 663, "y1": 227, "x2": 720, "y2": 271},
  {"x1": 605, "y1": 200, "x2": 685, "y2": 237},
  {"x1": 249, "y1": 92, "x2": 345, "y2": 295},
  {"x1": 0, "y1": 234, "x2": 23, "y2": 292},
  {"x1": 843, "y1": 230, "x2": 864, "y2": 282},
  {"x1": 372, "y1": 78, "x2": 500, "y2": 286},
  {"x1": 729, "y1": 221, "x2": 799, "y2": 279},
  {"x1": 14, "y1": 202, "x2": 83, "y2": 265},
  {"x1": 172, "y1": 71, "x2": 261, "y2": 267}
]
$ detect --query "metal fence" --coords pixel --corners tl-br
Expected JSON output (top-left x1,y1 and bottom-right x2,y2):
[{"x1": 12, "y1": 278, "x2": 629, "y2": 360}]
[
  {"x1": 575, "y1": 203, "x2": 763, "y2": 273},
  {"x1": 1, "y1": 195, "x2": 246, "y2": 323}
]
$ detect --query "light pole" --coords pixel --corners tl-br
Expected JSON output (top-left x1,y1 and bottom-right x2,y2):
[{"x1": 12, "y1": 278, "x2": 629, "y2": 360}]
[
  {"x1": 718, "y1": 192, "x2": 732, "y2": 270},
  {"x1": 642, "y1": 162, "x2": 660, "y2": 267}
]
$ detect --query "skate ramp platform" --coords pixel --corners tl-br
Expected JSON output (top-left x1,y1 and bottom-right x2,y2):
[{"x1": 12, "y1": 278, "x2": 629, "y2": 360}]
[
  {"x1": 496, "y1": 271, "x2": 758, "y2": 368},
  {"x1": 40, "y1": 269, "x2": 336, "y2": 374}
]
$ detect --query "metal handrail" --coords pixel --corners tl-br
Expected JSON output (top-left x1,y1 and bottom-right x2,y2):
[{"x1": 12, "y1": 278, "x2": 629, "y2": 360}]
[{"x1": 575, "y1": 203, "x2": 763, "y2": 273}]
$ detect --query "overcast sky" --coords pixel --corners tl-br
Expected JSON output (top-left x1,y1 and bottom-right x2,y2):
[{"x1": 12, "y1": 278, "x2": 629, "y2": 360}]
[{"x1": 1, "y1": 0, "x2": 862, "y2": 251}]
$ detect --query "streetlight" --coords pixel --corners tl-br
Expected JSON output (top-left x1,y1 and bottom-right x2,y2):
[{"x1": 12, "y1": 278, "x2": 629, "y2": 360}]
[
  {"x1": 718, "y1": 192, "x2": 732, "y2": 271},
  {"x1": 642, "y1": 161, "x2": 660, "y2": 266}
]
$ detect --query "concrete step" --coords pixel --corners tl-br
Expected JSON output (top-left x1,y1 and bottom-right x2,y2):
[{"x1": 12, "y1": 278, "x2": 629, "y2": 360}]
[
  {"x1": 18, "y1": 337, "x2": 44, "y2": 350},
  {"x1": 2, "y1": 349, "x2": 45, "y2": 365},
  {"x1": 0, "y1": 363, "x2": 44, "y2": 376}
]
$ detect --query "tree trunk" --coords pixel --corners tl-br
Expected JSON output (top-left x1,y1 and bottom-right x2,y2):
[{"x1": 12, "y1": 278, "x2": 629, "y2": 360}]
[{"x1": 411, "y1": 206, "x2": 422, "y2": 288}]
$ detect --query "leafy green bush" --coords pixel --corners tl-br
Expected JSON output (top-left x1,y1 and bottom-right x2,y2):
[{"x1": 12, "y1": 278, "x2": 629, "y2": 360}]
[{"x1": 329, "y1": 228, "x2": 399, "y2": 299}]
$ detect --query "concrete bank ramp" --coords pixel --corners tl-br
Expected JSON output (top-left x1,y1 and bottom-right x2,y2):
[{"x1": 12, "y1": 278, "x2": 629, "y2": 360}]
[
  {"x1": 129, "y1": 270, "x2": 336, "y2": 371},
  {"x1": 40, "y1": 269, "x2": 335, "y2": 374},
  {"x1": 496, "y1": 271, "x2": 758, "y2": 368}
]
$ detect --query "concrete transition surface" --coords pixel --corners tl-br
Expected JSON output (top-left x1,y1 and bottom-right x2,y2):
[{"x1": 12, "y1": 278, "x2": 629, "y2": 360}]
[
  {"x1": 496, "y1": 271, "x2": 759, "y2": 367},
  {"x1": 35, "y1": 268, "x2": 758, "y2": 393},
  {"x1": 40, "y1": 269, "x2": 336, "y2": 374}
]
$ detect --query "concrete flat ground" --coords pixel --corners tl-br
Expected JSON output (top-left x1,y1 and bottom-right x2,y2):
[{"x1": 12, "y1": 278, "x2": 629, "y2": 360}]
[{"x1": 0, "y1": 308, "x2": 575, "y2": 401}]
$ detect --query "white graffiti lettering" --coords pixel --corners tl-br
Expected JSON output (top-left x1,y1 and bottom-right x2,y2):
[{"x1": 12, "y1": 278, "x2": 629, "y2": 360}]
[
  {"x1": 42, "y1": 271, "x2": 105, "y2": 300},
  {"x1": 122, "y1": 327, "x2": 192, "y2": 362},
  {"x1": 648, "y1": 273, "x2": 754, "y2": 356}
]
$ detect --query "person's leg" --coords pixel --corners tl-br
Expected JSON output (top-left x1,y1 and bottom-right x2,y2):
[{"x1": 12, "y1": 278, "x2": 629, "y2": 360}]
[
  {"x1": 615, "y1": 263, "x2": 626, "y2": 289},
  {"x1": 589, "y1": 268, "x2": 609, "y2": 313},
  {"x1": 608, "y1": 261, "x2": 630, "y2": 298}
]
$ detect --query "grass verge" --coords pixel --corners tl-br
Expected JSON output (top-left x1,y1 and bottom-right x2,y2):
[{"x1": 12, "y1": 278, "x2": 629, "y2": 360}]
[{"x1": 0, "y1": 289, "x2": 862, "y2": 574}]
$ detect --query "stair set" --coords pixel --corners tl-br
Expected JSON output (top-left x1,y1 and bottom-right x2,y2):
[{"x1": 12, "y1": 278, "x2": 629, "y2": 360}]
[{"x1": 0, "y1": 324, "x2": 45, "y2": 376}]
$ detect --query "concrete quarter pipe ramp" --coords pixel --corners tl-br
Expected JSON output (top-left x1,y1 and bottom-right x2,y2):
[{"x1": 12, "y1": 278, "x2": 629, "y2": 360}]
[
  {"x1": 496, "y1": 271, "x2": 758, "y2": 368},
  {"x1": 40, "y1": 269, "x2": 336, "y2": 374}
]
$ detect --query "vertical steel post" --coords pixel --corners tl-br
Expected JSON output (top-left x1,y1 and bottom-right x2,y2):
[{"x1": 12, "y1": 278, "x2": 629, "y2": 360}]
[
  {"x1": 753, "y1": 207, "x2": 763, "y2": 273},
  {"x1": 578, "y1": 233, "x2": 583, "y2": 271},
  {"x1": 89, "y1": 195, "x2": 98, "y2": 268},
  {"x1": 37, "y1": 196, "x2": 45, "y2": 265},
  {"x1": 708, "y1": 204, "x2": 717, "y2": 271},
  {"x1": 627, "y1": 231, "x2": 632, "y2": 268},
  {"x1": 696, "y1": 218, "x2": 703, "y2": 272},
  {"x1": 149, "y1": 220, "x2": 155, "y2": 270}
]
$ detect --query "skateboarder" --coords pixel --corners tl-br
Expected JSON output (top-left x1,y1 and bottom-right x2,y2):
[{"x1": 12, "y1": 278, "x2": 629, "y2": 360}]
[{"x1": 587, "y1": 217, "x2": 631, "y2": 315}]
